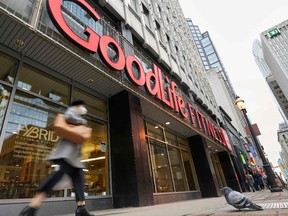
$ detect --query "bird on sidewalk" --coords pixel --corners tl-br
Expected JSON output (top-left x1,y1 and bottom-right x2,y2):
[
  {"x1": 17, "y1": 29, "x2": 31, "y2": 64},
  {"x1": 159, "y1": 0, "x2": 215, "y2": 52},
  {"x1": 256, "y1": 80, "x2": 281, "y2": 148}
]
[{"x1": 223, "y1": 187, "x2": 263, "y2": 211}]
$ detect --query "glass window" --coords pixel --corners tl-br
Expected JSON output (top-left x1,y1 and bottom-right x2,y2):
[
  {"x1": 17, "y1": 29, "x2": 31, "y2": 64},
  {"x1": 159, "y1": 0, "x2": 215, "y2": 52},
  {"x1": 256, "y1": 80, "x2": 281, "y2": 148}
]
[
  {"x1": 146, "y1": 121, "x2": 198, "y2": 193},
  {"x1": 71, "y1": 118, "x2": 109, "y2": 197},
  {"x1": 204, "y1": 45, "x2": 214, "y2": 55},
  {"x1": 0, "y1": 85, "x2": 11, "y2": 133},
  {"x1": 0, "y1": 52, "x2": 18, "y2": 84},
  {"x1": 142, "y1": 4, "x2": 151, "y2": 29},
  {"x1": 18, "y1": 64, "x2": 70, "y2": 105},
  {"x1": 0, "y1": 0, "x2": 35, "y2": 23},
  {"x1": 0, "y1": 92, "x2": 66, "y2": 199},
  {"x1": 181, "y1": 151, "x2": 196, "y2": 190},
  {"x1": 168, "y1": 147, "x2": 188, "y2": 191},
  {"x1": 130, "y1": 0, "x2": 138, "y2": 12},
  {"x1": 207, "y1": 53, "x2": 218, "y2": 64},
  {"x1": 201, "y1": 37, "x2": 210, "y2": 47},
  {"x1": 0, "y1": 91, "x2": 109, "y2": 199},
  {"x1": 146, "y1": 122, "x2": 164, "y2": 141},
  {"x1": 178, "y1": 136, "x2": 189, "y2": 150},
  {"x1": 150, "y1": 140, "x2": 173, "y2": 193},
  {"x1": 166, "y1": 131, "x2": 178, "y2": 146},
  {"x1": 73, "y1": 88, "x2": 107, "y2": 120}
]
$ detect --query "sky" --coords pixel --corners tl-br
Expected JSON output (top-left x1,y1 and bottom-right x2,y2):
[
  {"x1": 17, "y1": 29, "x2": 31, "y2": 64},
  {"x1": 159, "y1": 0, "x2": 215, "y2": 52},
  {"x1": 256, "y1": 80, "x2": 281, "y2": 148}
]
[{"x1": 178, "y1": 0, "x2": 288, "y2": 166}]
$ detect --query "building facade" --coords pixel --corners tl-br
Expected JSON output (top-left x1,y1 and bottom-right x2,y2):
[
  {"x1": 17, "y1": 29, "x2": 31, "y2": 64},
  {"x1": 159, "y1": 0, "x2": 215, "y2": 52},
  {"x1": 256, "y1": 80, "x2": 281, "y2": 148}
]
[
  {"x1": 277, "y1": 122, "x2": 288, "y2": 180},
  {"x1": 0, "y1": 0, "x2": 240, "y2": 215},
  {"x1": 185, "y1": 19, "x2": 262, "y2": 191},
  {"x1": 253, "y1": 39, "x2": 288, "y2": 122}
]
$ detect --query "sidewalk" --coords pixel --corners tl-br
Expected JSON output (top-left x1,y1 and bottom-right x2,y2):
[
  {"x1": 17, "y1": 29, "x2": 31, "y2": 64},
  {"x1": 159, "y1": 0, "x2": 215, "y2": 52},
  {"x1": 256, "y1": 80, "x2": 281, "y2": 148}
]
[{"x1": 57, "y1": 189, "x2": 288, "y2": 216}]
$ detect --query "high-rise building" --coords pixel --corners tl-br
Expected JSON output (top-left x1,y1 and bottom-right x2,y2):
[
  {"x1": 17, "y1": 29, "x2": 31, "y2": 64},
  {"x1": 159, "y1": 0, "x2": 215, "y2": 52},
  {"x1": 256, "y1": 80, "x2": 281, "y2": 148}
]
[
  {"x1": 255, "y1": 21, "x2": 288, "y2": 120},
  {"x1": 186, "y1": 18, "x2": 247, "y2": 137},
  {"x1": 0, "y1": 0, "x2": 242, "y2": 214},
  {"x1": 253, "y1": 39, "x2": 288, "y2": 121}
]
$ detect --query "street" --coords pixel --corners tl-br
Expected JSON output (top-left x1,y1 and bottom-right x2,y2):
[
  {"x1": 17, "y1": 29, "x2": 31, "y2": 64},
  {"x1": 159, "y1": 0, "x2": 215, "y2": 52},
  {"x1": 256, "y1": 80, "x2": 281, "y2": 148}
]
[{"x1": 56, "y1": 190, "x2": 288, "y2": 216}]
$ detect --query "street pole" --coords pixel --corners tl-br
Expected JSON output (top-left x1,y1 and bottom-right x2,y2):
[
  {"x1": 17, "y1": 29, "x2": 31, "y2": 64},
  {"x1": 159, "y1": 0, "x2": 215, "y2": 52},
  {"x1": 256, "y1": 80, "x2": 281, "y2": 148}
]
[{"x1": 235, "y1": 97, "x2": 282, "y2": 192}]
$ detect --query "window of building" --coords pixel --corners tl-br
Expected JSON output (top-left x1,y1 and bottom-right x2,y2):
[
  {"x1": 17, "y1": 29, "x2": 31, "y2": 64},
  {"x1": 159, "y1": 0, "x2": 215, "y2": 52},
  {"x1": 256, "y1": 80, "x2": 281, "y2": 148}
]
[
  {"x1": 0, "y1": 91, "x2": 66, "y2": 199},
  {"x1": 201, "y1": 37, "x2": 210, "y2": 47},
  {"x1": 0, "y1": 88, "x2": 109, "y2": 199},
  {"x1": 207, "y1": 53, "x2": 218, "y2": 64},
  {"x1": 142, "y1": 4, "x2": 151, "y2": 29},
  {"x1": 0, "y1": 52, "x2": 18, "y2": 84},
  {"x1": 73, "y1": 88, "x2": 107, "y2": 121},
  {"x1": 18, "y1": 64, "x2": 70, "y2": 105},
  {"x1": 0, "y1": 85, "x2": 11, "y2": 133},
  {"x1": 149, "y1": 139, "x2": 173, "y2": 192},
  {"x1": 145, "y1": 121, "x2": 197, "y2": 193},
  {"x1": 204, "y1": 45, "x2": 214, "y2": 55},
  {"x1": 129, "y1": 0, "x2": 138, "y2": 12},
  {"x1": 155, "y1": 21, "x2": 165, "y2": 43}
]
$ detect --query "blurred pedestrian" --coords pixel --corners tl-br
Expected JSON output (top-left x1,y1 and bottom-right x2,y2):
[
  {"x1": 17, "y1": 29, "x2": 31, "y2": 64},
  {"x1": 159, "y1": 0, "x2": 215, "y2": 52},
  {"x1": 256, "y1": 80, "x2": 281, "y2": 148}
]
[
  {"x1": 18, "y1": 99, "x2": 93, "y2": 216},
  {"x1": 245, "y1": 172, "x2": 255, "y2": 192}
]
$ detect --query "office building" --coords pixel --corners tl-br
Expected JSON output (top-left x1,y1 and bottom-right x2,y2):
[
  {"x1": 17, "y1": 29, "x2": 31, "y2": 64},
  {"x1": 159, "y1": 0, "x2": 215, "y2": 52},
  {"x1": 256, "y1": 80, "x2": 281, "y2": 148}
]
[{"x1": 0, "y1": 0, "x2": 241, "y2": 215}]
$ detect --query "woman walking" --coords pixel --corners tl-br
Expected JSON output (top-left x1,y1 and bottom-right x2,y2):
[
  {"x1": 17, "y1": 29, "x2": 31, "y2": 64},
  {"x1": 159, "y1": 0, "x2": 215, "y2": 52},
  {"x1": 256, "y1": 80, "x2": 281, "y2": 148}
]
[{"x1": 18, "y1": 99, "x2": 93, "y2": 216}]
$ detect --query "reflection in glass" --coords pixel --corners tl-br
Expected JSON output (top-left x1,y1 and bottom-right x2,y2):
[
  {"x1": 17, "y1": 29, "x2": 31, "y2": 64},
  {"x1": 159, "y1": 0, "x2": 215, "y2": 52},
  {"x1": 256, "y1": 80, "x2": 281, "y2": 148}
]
[
  {"x1": 18, "y1": 64, "x2": 70, "y2": 104},
  {"x1": 146, "y1": 121, "x2": 198, "y2": 193},
  {"x1": 0, "y1": 51, "x2": 18, "y2": 84},
  {"x1": 76, "y1": 119, "x2": 109, "y2": 197},
  {"x1": 168, "y1": 147, "x2": 188, "y2": 191},
  {"x1": 73, "y1": 88, "x2": 107, "y2": 120},
  {"x1": 0, "y1": 85, "x2": 11, "y2": 133},
  {"x1": 181, "y1": 151, "x2": 196, "y2": 190},
  {"x1": 0, "y1": 91, "x2": 110, "y2": 199},
  {"x1": 0, "y1": 92, "x2": 65, "y2": 199},
  {"x1": 146, "y1": 122, "x2": 164, "y2": 141},
  {"x1": 150, "y1": 141, "x2": 173, "y2": 193},
  {"x1": 166, "y1": 131, "x2": 178, "y2": 146}
]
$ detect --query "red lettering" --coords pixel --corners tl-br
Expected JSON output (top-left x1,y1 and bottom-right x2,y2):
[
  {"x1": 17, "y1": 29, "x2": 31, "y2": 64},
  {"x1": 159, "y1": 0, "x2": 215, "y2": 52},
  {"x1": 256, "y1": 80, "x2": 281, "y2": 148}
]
[
  {"x1": 98, "y1": 35, "x2": 125, "y2": 71},
  {"x1": 178, "y1": 97, "x2": 188, "y2": 118},
  {"x1": 187, "y1": 103, "x2": 196, "y2": 125},
  {"x1": 125, "y1": 55, "x2": 145, "y2": 86},
  {"x1": 170, "y1": 81, "x2": 179, "y2": 112},
  {"x1": 47, "y1": 0, "x2": 101, "y2": 53},
  {"x1": 206, "y1": 120, "x2": 215, "y2": 137},
  {"x1": 47, "y1": 0, "x2": 229, "y2": 148},
  {"x1": 158, "y1": 69, "x2": 173, "y2": 108},
  {"x1": 196, "y1": 110, "x2": 202, "y2": 129},
  {"x1": 145, "y1": 64, "x2": 161, "y2": 99}
]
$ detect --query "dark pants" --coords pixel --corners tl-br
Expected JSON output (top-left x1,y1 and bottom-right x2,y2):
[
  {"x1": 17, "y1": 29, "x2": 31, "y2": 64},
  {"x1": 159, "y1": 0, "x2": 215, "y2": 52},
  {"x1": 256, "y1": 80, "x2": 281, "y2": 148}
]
[{"x1": 37, "y1": 159, "x2": 85, "y2": 201}]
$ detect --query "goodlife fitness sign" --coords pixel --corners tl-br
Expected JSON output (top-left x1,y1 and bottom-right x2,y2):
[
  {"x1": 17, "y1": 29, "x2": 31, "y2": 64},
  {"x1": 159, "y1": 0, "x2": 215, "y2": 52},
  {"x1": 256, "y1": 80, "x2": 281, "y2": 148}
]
[{"x1": 47, "y1": 0, "x2": 232, "y2": 151}]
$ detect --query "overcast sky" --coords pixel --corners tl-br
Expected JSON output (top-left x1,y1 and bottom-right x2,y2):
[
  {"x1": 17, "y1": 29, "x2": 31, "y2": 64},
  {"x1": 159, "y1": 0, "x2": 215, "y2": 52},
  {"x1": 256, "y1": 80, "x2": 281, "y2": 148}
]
[{"x1": 178, "y1": 0, "x2": 288, "y2": 166}]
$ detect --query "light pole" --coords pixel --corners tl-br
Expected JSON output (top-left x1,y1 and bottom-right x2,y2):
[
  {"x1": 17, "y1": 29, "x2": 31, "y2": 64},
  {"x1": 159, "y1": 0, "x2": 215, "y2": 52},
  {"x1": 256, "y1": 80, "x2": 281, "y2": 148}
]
[{"x1": 235, "y1": 96, "x2": 282, "y2": 192}]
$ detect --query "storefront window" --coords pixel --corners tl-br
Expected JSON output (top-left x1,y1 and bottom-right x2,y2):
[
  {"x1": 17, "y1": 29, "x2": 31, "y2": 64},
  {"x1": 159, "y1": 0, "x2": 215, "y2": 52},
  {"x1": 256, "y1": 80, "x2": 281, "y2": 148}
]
[
  {"x1": 146, "y1": 121, "x2": 198, "y2": 193},
  {"x1": 0, "y1": 92, "x2": 66, "y2": 199},
  {"x1": 0, "y1": 85, "x2": 11, "y2": 133},
  {"x1": 168, "y1": 147, "x2": 188, "y2": 191},
  {"x1": 166, "y1": 131, "x2": 178, "y2": 147},
  {"x1": 18, "y1": 64, "x2": 70, "y2": 105},
  {"x1": 73, "y1": 88, "x2": 107, "y2": 120},
  {"x1": 150, "y1": 140, "x2": 173, "y2": 193},
  {"x1": 0, "y1": 90, "x2": 109, "y2": 199},
  {"x1": 210, "y1": 152, "x2": 227, "y2": 189},
  {"x1": 74, "y1": 118, "x2": 109, "y2": 197},
  {"x1": 0, "y1": 52, "x2": 18, "y2": 84},
  {"x1": 181, "y1": 151, "x2": 197, "y2": 190},
  {"x1": 146, "y1": 122, "x2": 164, "y2": 141}
]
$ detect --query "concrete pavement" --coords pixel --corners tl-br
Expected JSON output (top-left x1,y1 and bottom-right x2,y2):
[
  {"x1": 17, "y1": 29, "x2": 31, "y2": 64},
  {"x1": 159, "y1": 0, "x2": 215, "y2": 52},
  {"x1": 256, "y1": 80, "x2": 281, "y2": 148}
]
[{"x1": 57, "y1": 189, "x2": 288, "y2": 216}]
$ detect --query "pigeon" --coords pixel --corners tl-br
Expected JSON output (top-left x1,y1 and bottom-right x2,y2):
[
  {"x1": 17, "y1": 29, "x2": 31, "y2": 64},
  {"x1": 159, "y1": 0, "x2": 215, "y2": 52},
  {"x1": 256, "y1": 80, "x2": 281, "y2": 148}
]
[{"x1": 223, "y1": 187, "x2": 263, "y2": 211}]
